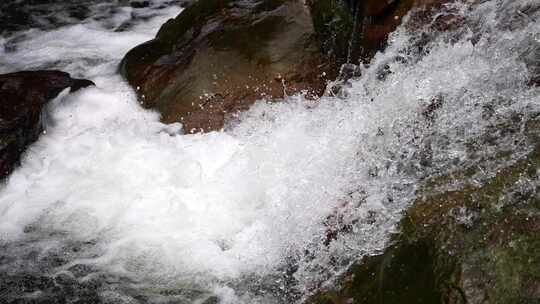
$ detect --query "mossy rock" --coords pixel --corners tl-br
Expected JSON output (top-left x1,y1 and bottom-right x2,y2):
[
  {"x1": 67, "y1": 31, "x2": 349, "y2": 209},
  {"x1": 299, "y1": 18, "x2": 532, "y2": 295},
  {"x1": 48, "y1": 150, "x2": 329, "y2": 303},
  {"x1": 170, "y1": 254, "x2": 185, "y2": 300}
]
[
  {"x1": 311, "y1": 239, "x2": 456, "y2": 304},
  {"x1": 307, "y1": 114, "x2": 540, "y2": 303},
  {"x1": 120, "y1": 0, "x2": 448, "y2": 133}
]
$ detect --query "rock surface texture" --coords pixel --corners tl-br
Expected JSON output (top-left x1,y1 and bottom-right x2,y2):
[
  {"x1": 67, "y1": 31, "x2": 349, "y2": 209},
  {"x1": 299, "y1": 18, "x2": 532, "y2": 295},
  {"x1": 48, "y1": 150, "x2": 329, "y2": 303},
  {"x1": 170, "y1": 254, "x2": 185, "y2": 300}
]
[
  {"x1": 0, "y1": 70, "x2": 94, "y2": 179},
  {"x1": 120, "y1": 0, "x2": 452, "y2": 133},
  {"x1": 121, "y1": 0, "x2": 334, "y2": 133}
]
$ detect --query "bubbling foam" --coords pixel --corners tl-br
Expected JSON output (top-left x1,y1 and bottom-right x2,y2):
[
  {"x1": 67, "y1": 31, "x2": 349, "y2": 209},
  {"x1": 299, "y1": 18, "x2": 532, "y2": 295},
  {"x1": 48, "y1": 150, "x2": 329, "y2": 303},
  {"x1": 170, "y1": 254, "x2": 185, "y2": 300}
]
[{"x1": 0, "y1": 0, "x2": 539, "y2": 303}]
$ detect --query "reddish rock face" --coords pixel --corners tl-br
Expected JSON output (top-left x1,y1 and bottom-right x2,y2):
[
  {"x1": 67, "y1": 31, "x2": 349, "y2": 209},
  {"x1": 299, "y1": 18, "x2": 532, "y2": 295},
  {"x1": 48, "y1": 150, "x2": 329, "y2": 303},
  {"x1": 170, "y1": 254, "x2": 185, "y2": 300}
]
[
  {"x1": 0, "y1": 70, "x2": 94, "y2": 179},
  {"x1": 357, "y1": 0, "x2": 456, "y2": 60}
]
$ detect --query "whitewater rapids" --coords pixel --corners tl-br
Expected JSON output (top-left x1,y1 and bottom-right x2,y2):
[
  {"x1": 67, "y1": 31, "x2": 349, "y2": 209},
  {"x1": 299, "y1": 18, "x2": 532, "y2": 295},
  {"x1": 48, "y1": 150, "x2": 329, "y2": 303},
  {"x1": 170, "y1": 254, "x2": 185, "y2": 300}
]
[{"x1": 0, "y1": 0, "x2": 539, "y2": 303}]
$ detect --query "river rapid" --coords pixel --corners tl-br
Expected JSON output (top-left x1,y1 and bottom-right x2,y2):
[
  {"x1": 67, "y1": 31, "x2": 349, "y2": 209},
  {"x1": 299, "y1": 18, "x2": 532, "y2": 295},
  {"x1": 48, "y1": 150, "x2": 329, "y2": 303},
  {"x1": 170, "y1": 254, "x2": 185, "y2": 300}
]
[{"x1": 0, "y1": 0, "x2": 539, "y2": 303}]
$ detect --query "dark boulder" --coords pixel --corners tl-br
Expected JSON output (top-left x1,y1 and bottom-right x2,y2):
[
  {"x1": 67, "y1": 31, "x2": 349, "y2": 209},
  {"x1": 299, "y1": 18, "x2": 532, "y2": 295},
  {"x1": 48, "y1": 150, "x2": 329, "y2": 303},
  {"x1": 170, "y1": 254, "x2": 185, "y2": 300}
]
[{"x1": 0, "y1": 70, "x2": 94, "y2": 179}]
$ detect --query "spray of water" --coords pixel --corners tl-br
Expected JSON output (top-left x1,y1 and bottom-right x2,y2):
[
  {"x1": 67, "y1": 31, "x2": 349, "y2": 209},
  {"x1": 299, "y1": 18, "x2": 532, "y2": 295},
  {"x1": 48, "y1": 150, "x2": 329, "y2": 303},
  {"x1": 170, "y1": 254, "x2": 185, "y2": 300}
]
[{"x1": 0, "y1": 0, "x2": 538, "y2": 303}]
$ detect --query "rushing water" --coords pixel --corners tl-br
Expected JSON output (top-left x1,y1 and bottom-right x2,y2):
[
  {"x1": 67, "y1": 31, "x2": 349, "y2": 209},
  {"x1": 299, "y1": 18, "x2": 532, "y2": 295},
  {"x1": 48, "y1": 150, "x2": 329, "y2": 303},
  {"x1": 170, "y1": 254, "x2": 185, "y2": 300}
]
[{"x1": 0, "y1": 0, "x2": 539, "y2": 303}]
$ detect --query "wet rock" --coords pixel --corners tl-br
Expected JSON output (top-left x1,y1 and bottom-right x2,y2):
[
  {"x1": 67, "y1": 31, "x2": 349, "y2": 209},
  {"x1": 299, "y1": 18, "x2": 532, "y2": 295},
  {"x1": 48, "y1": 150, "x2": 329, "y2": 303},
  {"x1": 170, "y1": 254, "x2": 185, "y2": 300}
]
[
  {"x1": 120, "y1": 0, "x2": 460, "y2": 133},
  {"x1": 310, "y1": 240, "x2": 444, "y2": 304},
  {"x1": 338, "y1": 63, "x2": 362, "y2": 82},
  {"x1": 309, "y1": 0, "x2": 452, "y2": 64},
  {"x1": 309, "y1": 0, "x2": 355, "y2": 66},
  {"x1": 0, "y1": 2, "x2": 32, "y2": 35},
  {"x1": 308, "y1": 116, "x2": 540, "y2": 304},
  {"x1": 120, "y1": 0, "x2": 337, "y2": 133},
  {"x1": 0, "y1": 70, "x2": 94, "y2": 179},
  {"x1": 177, "y1": 0, "x2": 196, "y2": 8},
  {"x1": 0, "y1": 0, "x2": 92, "y2": 35}
]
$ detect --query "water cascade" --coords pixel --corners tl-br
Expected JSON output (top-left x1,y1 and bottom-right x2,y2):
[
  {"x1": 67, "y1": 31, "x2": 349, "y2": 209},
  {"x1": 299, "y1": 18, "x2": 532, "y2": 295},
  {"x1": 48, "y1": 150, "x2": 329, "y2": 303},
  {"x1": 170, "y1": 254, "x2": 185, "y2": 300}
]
[{"x1": 0, "y1": 0, "x2": 538, "y2": 303}]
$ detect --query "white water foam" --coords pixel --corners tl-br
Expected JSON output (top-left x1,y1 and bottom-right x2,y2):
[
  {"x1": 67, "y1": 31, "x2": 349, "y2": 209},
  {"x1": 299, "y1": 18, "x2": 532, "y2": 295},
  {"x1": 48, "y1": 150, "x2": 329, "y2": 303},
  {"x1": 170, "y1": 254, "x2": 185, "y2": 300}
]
[
  {"x1": 0, "y1": 0, "x2": 182, "y2": 78},
  {"x1": 0, "y1": 0, "x2": 539, "y2": 303}
]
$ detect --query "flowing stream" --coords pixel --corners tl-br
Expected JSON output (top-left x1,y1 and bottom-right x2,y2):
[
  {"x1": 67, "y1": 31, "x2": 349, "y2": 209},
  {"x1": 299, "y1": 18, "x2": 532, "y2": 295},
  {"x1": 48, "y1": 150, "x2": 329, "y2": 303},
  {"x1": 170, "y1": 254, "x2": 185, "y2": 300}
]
[{"x1": 0, "y1": 0, "x2": 539, "y2": 303}]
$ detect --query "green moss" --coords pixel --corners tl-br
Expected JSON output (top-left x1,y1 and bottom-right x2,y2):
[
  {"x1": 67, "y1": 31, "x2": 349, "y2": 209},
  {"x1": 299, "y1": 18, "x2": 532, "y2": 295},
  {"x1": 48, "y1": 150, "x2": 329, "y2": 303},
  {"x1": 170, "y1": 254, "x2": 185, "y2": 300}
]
[
  {"x1": 396, "y1": 144, "x2": 539, "y2": 302},
  {"x1": 121, "y1": 0, "x2": 293, "y2": 81},
  {"x1": 346, "y1": 239, "x2": 447, "y2": 304},
  {"x1": 486, "y1": 233, "x2": 540, "y2": 303}
]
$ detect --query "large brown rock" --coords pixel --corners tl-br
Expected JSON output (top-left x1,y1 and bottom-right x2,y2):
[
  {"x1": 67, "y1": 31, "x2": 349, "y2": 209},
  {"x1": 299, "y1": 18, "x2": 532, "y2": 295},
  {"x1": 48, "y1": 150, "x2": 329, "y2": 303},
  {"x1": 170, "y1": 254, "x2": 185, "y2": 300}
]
[
  {"x1": 120, "y1": 0, "x2": 457, "y2": 133},
  {"x1": 0, "y1": 70, "x2": 94, "y2": 179},
  {"x1": 120, "y1": 0, "x2": 335, "y2": 133}
]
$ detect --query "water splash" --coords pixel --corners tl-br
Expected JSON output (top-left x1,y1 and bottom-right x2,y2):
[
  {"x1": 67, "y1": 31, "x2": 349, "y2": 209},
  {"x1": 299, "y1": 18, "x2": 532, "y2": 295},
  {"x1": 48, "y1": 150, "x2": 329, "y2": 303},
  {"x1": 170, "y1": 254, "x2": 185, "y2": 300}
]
[{"x1": 0, "y1": 0, "x2": 538, "y2": 303}]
